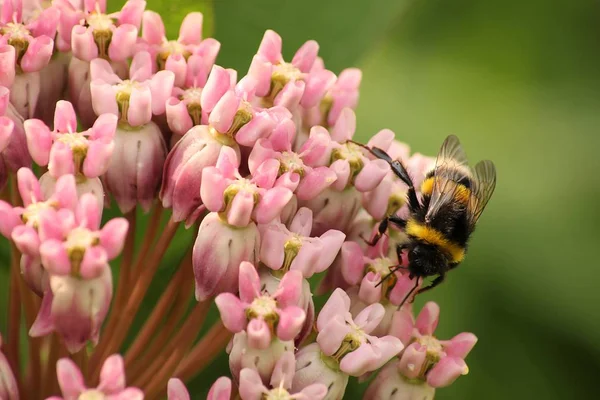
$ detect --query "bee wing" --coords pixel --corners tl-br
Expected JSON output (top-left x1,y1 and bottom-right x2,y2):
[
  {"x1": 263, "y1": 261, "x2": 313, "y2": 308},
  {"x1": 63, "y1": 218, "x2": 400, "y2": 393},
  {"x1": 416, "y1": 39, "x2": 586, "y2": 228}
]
[
  {"x1": 425, "y1": 135, "x2": 470, "y2": 222},
  {"x1": 467, "y1": 160, "x2": 497, "y2": 231}
]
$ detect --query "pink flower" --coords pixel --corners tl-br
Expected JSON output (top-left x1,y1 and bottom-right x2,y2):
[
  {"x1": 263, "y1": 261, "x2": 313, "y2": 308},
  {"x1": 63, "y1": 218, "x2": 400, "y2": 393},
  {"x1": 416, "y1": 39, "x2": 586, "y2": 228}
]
[
  {"x1": 24, "y1": 100, "x2": 117, "y2": 179},
  {"x1": 228, "y1": 331, "x2": 294, "y2": 386},
  {"x1": 0, "y1": 335, "x2": 19, "y2": 400},
  {"x1": 140, "y1": 11, "x2": 220, "y2": 85},
  {"x1": 257, "y1": 267, "x2": 314, "y2": 347},
  {"x1": 239, "y1": 352, "x2": 327, "y2": 400},
  {"x1": 201, "y1": 68, "x2": 292, "y2": 147},
  {"x1": 216, "y1": 262, "x2": 306, "y2": 347},
  {"x1": 316, "y1": 288, "x2": 404, "y2": 376},
  {"x1": 363, "y1": 360, "x2": 435, "y2": 400},
  {"x1": 30, "y1": 193, "x2": 128, "y2": 352},
  {"x1": 69, "y1": 0, "x2": 145, "y2": 62},
  {"x1": 297, "y1": 112, "x2": 389, "y2": 234},
  {"x1": 394, "y1": 302, "x2": 477, "y2": 388},
  {"x1": 291, "y1": 343, "x2": 349, "y2": 399},
  {"x1": 248, "y1": 126, "x2": 337, "y2": 201},
  {"x1": 90, "y1": 53, "x2": 171, "y2": 212},
  {"x1": 200, "y1": 146, "x2": 293, "y2": 227},
  {"x1": 339, "y1": 241, "x2": 417, "y2": 307},
  {"x1": 168, "y1": 377, "x2": 233, "y2": 400},
  {"x1": 0, "y1": 0, "x2": 57, "y2": 75},
  {"x1": 166, "y1": 64, "x2": 234, "y2": 137},
  {"x1": 160, "y1": 127, "x2": 240, "y2": 227},
  {"x1": 48, "y1": 355, "x2": 143, "y2": 400},
  {"x1": 0, "y1": 88, "x2": 31, "y2": 190},
  {"x1": 90, "y1": 51, "x2": 175, "y2": 126},
  {"x1": 0, "y1": 168, "x2": 78, "y2": 295},
  {"x1": 302, "y1": 66, "x2": 362, "y2": 130},
  {"x1": 259, "y1": 207, "x2": 345, "y2": 278},
  {"x1": 247, "y1": 30, "x2": 320, "y2": 111},
  {"x1": 192, "y1": 212, "x2": 260, "y2": 301}
]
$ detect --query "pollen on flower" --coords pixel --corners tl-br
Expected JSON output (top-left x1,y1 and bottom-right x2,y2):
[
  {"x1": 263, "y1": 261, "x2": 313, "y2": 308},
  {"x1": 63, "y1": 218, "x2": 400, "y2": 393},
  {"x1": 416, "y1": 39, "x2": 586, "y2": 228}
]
[
  {"x1": 78, "y1": 389, "x2": 106, "y2": 400},
  {"x1": 279, "y1": 151, "x2": 305, "y2": 176},
  {"x1": 21, "y1": 201, "x2": 56, "y2": 227},
  {"x1": 332, "y1": 142, "x2": 365, "y2": 178},
  {"x1": 247, "y1": 295, "x2": 278, "y2": 319}
]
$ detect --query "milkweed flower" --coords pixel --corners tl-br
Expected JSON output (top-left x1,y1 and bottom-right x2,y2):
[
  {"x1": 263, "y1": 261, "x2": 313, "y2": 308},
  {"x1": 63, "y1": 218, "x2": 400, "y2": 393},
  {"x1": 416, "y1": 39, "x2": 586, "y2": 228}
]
[
  {"x1": 259, "y1": 207, "x2": 345, "y2": 278},
  {"x1": 0, "y1": 0, "x2": 58, "y2": 118},
  {"x1": 168, "y1": 377, "x2": 233, "y2": 400},
  {"x1": 247, "y1": 29, "x2": 319, "y2": 111},
  {"x1": 292, "y1": 289, "x2": 403, "y2": 398},
  {"x1": 216, "y1": 262, "x2": 306, "y2": 347},
  {"x1": 30, "y1": 193, "x2": 128, "y2": 352},
  {"x1": 298, "y1": 110, "x2": 389, "y2": 235},
  {"x1": 90, "y1": 51, "x2": 173, "y2": 212},
  {"x1": 140, "y1": 11, "x2": 220, "y2": 82},
  {"x1": 48, "y1": 355, "x2": 143, "y2": 400},
  {"x1": 397, "y1": 302, "x2": 477, "y2": 388},
  {"x1": 24, "y1": 100, "x2": 117, "y2": 204},
  {"x1": 229, "y1": 332, "x2": 295, "y2": 387},
  {"x1": 0, "y1": 86, "x2": 32, "y2": 191},
  {"x1": 0, "y1": 168, "x2": 77, "y2": 295},
  {"x1": 239, "y1": 352, "x2": 328, "y2": 400},
  {"x1": 68, "y1": 0, "x2": 146, "y2": 127}
]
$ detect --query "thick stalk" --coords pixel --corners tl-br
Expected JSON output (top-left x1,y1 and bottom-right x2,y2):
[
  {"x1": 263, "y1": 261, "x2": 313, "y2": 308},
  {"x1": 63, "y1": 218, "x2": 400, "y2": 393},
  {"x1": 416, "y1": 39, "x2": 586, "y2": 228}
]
[
  {"x1": 129, "y1": 205, "x2": 163, "y2": 281},
  {"x1": 126, "y1": 278, "x2": 193, "y2": 382},
  {"x1": 89, "y1": 218, "x2": 180, "y2": 378},
  {"x1": 18, "y1": 272, "x2": 41, "y2": 400},
  {"x1": 124, "y1": 251, "x2": 192, "y2": 371},
  {"x1": 173, "y1": 321, "x2": 232, "y2": 382},
  {"x1": 6, "y1": 173, "x2": 23, "y2": 396},
  {"x1": 139, "y1": 301, "x2": 211, "y2": 398}
]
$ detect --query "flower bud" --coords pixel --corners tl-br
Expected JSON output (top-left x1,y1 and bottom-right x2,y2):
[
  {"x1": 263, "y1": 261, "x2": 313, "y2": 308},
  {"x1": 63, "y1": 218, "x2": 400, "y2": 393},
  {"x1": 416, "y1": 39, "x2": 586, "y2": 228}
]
[
  {"x1": 292, "y1": 343, "x2": 349, "y2": 400},
  {"x1": 363, "y1": 361, "x2": 435, "y2": 400},
  {"x1": 160, "y1": 125, "x2": 241, "y2": 226},
  {"x1": 228, "y1": 331, "x2": 294, "y2": 386},
  {"x1": 103, "y1": 120, "x2": 167, "y2": 213},
  {"x1": 193, "y1": 212, "x2": 260, "y2": 301}
]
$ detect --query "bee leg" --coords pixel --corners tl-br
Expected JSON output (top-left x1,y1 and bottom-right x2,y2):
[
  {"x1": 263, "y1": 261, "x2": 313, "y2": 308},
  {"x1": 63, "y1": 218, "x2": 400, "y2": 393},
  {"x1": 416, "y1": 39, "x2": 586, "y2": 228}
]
[
  {"x1": 394, "y1": 243, "x2": 408, "y2": 264},
  {"x1": 361, "y1": 217, "x2": 389, "y2": 246},
  {"x1": 397, "y1": 276, "x2": 420, "y2": 309},
  {"x1": 389, "y1": 215, "x2": 407, "y2": 229},
  {"x1": 415, "y1": 274, "x2": 446, "y2": 295}
]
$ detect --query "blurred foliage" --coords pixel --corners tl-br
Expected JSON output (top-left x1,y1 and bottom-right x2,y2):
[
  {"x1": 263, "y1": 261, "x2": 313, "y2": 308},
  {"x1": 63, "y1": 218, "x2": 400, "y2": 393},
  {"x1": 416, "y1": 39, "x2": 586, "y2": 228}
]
[{"x1": 2, "y1": 0, "x2": 599, "y2": 398}]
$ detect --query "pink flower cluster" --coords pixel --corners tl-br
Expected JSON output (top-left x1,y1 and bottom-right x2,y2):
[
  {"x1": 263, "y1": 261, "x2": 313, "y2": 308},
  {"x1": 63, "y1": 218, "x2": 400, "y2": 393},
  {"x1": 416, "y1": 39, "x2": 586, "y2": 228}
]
[{"x1": 0, "y1": 1, "x2": 479, "y2": 399}]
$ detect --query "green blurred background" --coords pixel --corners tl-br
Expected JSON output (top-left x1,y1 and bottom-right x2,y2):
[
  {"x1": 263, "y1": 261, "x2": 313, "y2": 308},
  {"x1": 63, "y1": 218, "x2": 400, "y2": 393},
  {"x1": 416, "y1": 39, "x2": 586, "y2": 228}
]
[{"x1": 2, "y1": 0, "x2": 600, "y2": 398}]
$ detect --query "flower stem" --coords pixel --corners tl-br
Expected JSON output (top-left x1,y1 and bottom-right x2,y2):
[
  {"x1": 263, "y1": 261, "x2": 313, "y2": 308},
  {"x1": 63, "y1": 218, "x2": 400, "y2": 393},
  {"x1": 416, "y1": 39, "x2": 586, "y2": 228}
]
[
  {"x1": 129, "y1": 204, "x2": 163, "y2": 281},
  {"x1": 89, "y1": 217, "x2": 180, "y2": 379},
  {"x1": 6, "y1": 174, "x2": 23, "y2": 397},
  {"x1": 173, "y1": 321, "x2": 233, "y2": 382},
  {"x1": 18, "y1": 271, "x2": 41, "y2": 400},
  {"x1": 135, "y1": 300, "x2": 211, "y2": 398},
  {"x1": 41, "y1": 334, "x2": 64, "y2": 398},
  {"x1": 123, "y1": 249, "x2": 193, "y2": 375}
]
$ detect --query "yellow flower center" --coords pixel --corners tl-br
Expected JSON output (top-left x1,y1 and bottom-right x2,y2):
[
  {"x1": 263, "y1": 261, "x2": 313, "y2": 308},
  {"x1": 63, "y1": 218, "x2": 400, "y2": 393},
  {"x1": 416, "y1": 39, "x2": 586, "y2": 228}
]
[
  {"x1": 66, "y1": 227, "x2": 100, "y2": 276},
  {"x1": 21, "y1": 201, "x2": 55, "y2": 228},
  {"x1": 78, "y1": 390, "x2": 106, "y2": 400}
]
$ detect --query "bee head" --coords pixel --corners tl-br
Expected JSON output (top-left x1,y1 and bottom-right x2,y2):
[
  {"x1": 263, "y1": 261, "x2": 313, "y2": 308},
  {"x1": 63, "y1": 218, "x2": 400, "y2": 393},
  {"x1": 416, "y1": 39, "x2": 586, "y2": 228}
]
[{"x1": 407, "y1": 243, "x2": 449, "y2": 276}]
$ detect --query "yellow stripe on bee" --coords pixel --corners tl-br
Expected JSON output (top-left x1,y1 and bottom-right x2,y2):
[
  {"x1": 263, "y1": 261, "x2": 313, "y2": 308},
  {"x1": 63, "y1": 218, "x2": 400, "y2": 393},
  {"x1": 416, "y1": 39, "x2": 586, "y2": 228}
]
[
  {"x1": 405, "y1": 219, "x2": 465, "y2": 263},
  {"x1": 421, "y1": 177, "x2": 434, "y2": 196}
]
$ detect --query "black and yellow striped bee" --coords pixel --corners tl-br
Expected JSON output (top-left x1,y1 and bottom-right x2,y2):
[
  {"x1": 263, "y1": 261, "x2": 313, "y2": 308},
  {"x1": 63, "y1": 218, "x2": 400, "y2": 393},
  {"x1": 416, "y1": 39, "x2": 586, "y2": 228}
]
[{"x1": 356, "y1": 135, "x2": 497, "y2": 305}]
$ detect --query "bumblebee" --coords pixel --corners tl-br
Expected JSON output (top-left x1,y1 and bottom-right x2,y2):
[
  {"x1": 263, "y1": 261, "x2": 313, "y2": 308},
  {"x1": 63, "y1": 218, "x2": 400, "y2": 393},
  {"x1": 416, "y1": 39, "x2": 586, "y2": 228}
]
[{"x1": 356, "y1": 135, "x2": 496, "y2": 306}]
